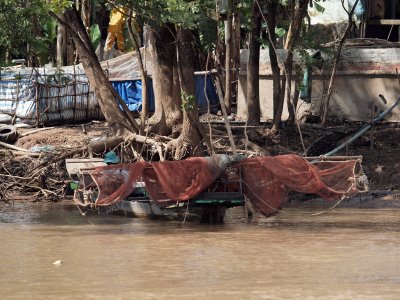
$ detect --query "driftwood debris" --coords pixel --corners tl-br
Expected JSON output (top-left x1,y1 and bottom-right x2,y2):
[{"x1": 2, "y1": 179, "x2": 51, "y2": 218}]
[
  {"x1": 0, "y1": 140, "x2": 41, "y2": 156},
  {"x1": 19, "y1": 127, "x2": 56, "y2": 137},
  {"x1": 4, "y1": 118, "x2": 366, "y2": 203},
  {"x1": 0, "y1": 121, "x2": 271, "y2": 202},
  {"x1": 0, "y1": 131, "x2": 167, "y2": 202}
]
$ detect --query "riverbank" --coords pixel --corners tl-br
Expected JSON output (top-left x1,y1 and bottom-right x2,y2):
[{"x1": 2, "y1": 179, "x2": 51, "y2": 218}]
[
  {"x1": 1, "y1": 119, "x2": 399, "y2": 205},
  {"x1": 287, "y1": 190, "x2": 400, "y2": 208}
]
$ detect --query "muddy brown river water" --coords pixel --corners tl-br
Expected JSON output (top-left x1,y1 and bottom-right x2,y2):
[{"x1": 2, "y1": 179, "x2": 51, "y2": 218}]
[{"x1": 0, "y1": 201, "x2": 399, "y2": 300}]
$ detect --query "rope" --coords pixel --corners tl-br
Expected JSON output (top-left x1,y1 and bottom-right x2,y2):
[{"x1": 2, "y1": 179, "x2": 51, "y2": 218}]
[{"x1": 180, "y1": 199, "x2": 190, "y2": 226}]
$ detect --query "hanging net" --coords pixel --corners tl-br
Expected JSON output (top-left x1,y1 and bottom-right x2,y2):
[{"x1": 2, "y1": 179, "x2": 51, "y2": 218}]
[
  {"x1": 237, "y1": 155, "x2": 365, "y2": 216},
  {"x1": 86, "y1": 155, "x2": 229, "y2": 206},
  {"x1": 77, "y1": 154, "x2": 367, "y2": 217}
]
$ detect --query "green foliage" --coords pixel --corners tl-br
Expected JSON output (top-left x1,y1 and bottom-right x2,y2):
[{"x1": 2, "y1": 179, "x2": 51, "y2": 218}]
[
  {"x1": 238, "y1": 0, "x2": 252, "y2": 32},
  {"x1": 132, "y1": 0, "x2": 199, "y2": 29},
  {"x1": 32, "y1": 18, "x2": 58, "y2": 64},
  {"x1": 0, "y1": 0, "x2": 76, "y2": 65},
  {"x1": 312, "y1": 0, "x2": 325, "y2": 13},
  {"x1": 2, "y1": 0, "x2": 222, "y2": 63},
  {"x1": 0, "y1": 3, "x2": 57, "y2": 64},
  {"x1": 198, "y1": 13, "x2": 217, "y2": 52},
  {"x1": 131, "y1": 0, "x2": 217, "y2": 51},
  {"x1": 13, "y1": 73, "x2": 23, "y2": 81},
  {"x1": 47, "y1": 0, "x2": 73, "y2": 14},
  {"x1": 46, "y1": 65, "x2": 71, "y2": 84},
  {"x1": 275, "y1": 27, "x2": 286, "y2": 38},
  {"x1": 89, "y1": 24, "x2": 101, "y2": 51},
  {"x1": 0, "y1": 0, "x2": 51, "y2": 63},
  {"x1": 181, "y1": 89, "x2": 195, "y2": 112},
  {"x1": 43, "y1": 19, "x2": 58, "y2": 42},
  {"x1": 296, "y1": 23, "x2": 334, "y2": 64},
  {"x1": 259, "y1": 23, "x2": 288, "y2": 49}
]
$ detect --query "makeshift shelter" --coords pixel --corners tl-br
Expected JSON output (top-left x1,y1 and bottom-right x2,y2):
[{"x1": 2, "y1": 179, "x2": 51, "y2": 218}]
[
  {"x1": 0, "y1": 52, "x2": 219, "y2": 126},
  {"x1": 0, "y1": 67, "x2": 100, "y2": 125}
]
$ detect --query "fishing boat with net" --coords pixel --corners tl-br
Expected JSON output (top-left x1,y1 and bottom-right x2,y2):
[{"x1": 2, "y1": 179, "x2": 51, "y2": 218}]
[{"x1": 67, "y1": 154, "x2": 368, "y2": 222}]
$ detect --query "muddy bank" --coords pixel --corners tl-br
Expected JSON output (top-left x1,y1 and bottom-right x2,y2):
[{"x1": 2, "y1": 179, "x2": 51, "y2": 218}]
[
  {"x1": 1, "y1": 120, "x2": 399, "y2": 204},
  {"x1": 287, "y1": 190, "x2": 400, "y2": 209}
]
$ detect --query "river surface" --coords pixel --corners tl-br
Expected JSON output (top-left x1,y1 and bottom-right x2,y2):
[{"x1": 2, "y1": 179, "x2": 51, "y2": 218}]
[{"x1": 0, "y1": 201, "x2": 399, "y2": 300}]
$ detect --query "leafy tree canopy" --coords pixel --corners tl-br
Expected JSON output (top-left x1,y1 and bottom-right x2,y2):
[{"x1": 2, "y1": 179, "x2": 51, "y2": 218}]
[
  {"x1": 0, "y1": 0, "x2": 51, "y2": 63},
  {"x1": 1, "y1": 0, "x2": 219, "y2": 64}
]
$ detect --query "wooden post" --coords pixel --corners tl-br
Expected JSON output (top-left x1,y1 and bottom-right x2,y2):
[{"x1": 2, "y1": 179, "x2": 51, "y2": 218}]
[
  {"x1": 11, "y1": 77, "x2": 20, "y2": 125},
  {"x1": 43, "y1": 65, "x2": 48, "y2": 123},
  {"x1": 35, "y1": 76, "x2": 40, "y2": 127},
  {"x1": 73, "y1": 65, "x2": 77, "y2": 123},
  {"x1": 224, "y1": 0, "x2": 233, "y2": 114},
  {"x1": 85, "y1": 79, "x2": 89, "y2": 121},
  {"x1": 57, "y1": 78, "x2": 61, "y2": 122}
]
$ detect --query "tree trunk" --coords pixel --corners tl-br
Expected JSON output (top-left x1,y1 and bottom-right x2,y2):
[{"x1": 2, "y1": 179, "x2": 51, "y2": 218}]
[
  {"x1": 270, "y1": 0, "x2": 310, "y2": 131},
  {"x1": 283, "y1": 1, "x2": 296, "y2": 127},
  {"x1": 148, "y1": 25, "x2": 182, "y2": 135},
  {"x1": 284, "y1": 58, "x2": 295, "y2": 125},
  {"x1": 172, "y1": 27, "x2": 205, "y2": 159},
  {"x1": 215, "y1": 17, "x2": 226, "y2": 97},
  {"x1": 246, "y1": 0, "x2": 262, "y2": 126},
  {"x1": 321, "y1": 0, "x2": 360, "y2": 126},
  {"x1": 54, "y1": 8, "x2": 139, "y2": 136},
  {"x1": 81, "y1": 0, "x2": 91, "y2": 32},
  {"x1": 224, "y1": 0, "x2": 233, "y2": 115},
  {"x1": 127, "y1": 10, "x2": 147, "y2": 135},
  {"x1": 56, "y1": 15, "x2": 67, "y2": 66},
  {"x1": 265, "y1": 0, "x2": 282, "y2": 130},
  {"x1": 232, "y1": 9, "x2": 241, "y2": 112},
  {"x1": 284, "y1": 0, "x2": 309, "y2": 127}
]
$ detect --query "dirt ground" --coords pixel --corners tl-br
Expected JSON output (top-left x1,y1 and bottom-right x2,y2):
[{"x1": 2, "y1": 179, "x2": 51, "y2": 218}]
[{"x1": 12, "y1": 119, "x2": 400, "y2": 192}]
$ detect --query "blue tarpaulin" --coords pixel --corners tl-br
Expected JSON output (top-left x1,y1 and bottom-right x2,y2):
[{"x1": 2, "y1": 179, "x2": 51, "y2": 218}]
[
  {"x1": 347, "y1": 0, "x2": 366, "y2": 19},
  {"x1": 111, "y1": 78, "x2": 155, "y2": 112},
  {"x1": 111, "y1": 74, "x2": 219, "y2": 114},
  {"x1": 195, "y1": 75, "x2": 219, "y2": 114}
]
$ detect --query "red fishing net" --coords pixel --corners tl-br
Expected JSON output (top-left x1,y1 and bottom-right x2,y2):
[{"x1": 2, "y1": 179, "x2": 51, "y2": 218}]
[
  {"x1": 238, "y1": 155, "x2": 362, "y2": 216},
  {"x1": 88, "y1": 155, "x2": 228, "y2": 206},
  {"x1": 84, "y1": 154, "x2": 365, "y2": 217}
]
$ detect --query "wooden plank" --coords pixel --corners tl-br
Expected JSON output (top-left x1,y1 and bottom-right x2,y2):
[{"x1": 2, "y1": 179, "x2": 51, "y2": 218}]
[
  {"x1": 304, "y1": 156, "x2": 362, "y2": 161},
  {"x1": 368, "y1": 19, "x2": 400, "y2": 25},
  {"x1": 65, "y1": 158, "x2": 106, "y2": 177}
]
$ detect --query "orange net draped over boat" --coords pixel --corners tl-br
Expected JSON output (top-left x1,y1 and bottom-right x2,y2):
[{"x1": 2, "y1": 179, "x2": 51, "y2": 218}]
[
  {"x1": 88, "y1": 161, "x2": 148, "y2": 206},
  {"x1": 88, "y1": 154, "x2": 364, "y2": 216},
  {"x1": 238, "y1": 155, "x2": 361, "y2": 216},
  {"x1": 89, "y1": 155, "x2": 229, "y2": 206}
]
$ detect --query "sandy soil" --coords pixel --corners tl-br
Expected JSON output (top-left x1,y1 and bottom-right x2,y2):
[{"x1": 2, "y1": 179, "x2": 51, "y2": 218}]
[{"x1": 16, "y1": 123, "x2": 107, "y2": 150}]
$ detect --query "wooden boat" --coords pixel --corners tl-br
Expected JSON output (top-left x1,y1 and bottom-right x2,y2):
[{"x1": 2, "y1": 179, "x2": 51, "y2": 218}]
[
  {"x1": 66, "y1": 154, "x2": 367, "y2": 222},
  {"x1": 66, "y1": 157, "x2": 245, "y2": 223}
]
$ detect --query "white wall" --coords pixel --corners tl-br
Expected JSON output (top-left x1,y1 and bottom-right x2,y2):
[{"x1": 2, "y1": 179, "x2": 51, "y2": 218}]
[
  {"x1": 238, "y1": 48, "x2": 400, "y2": 122},
  {"x1": 308, "y1": 0, "x2": 349, "y2": 24}
]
